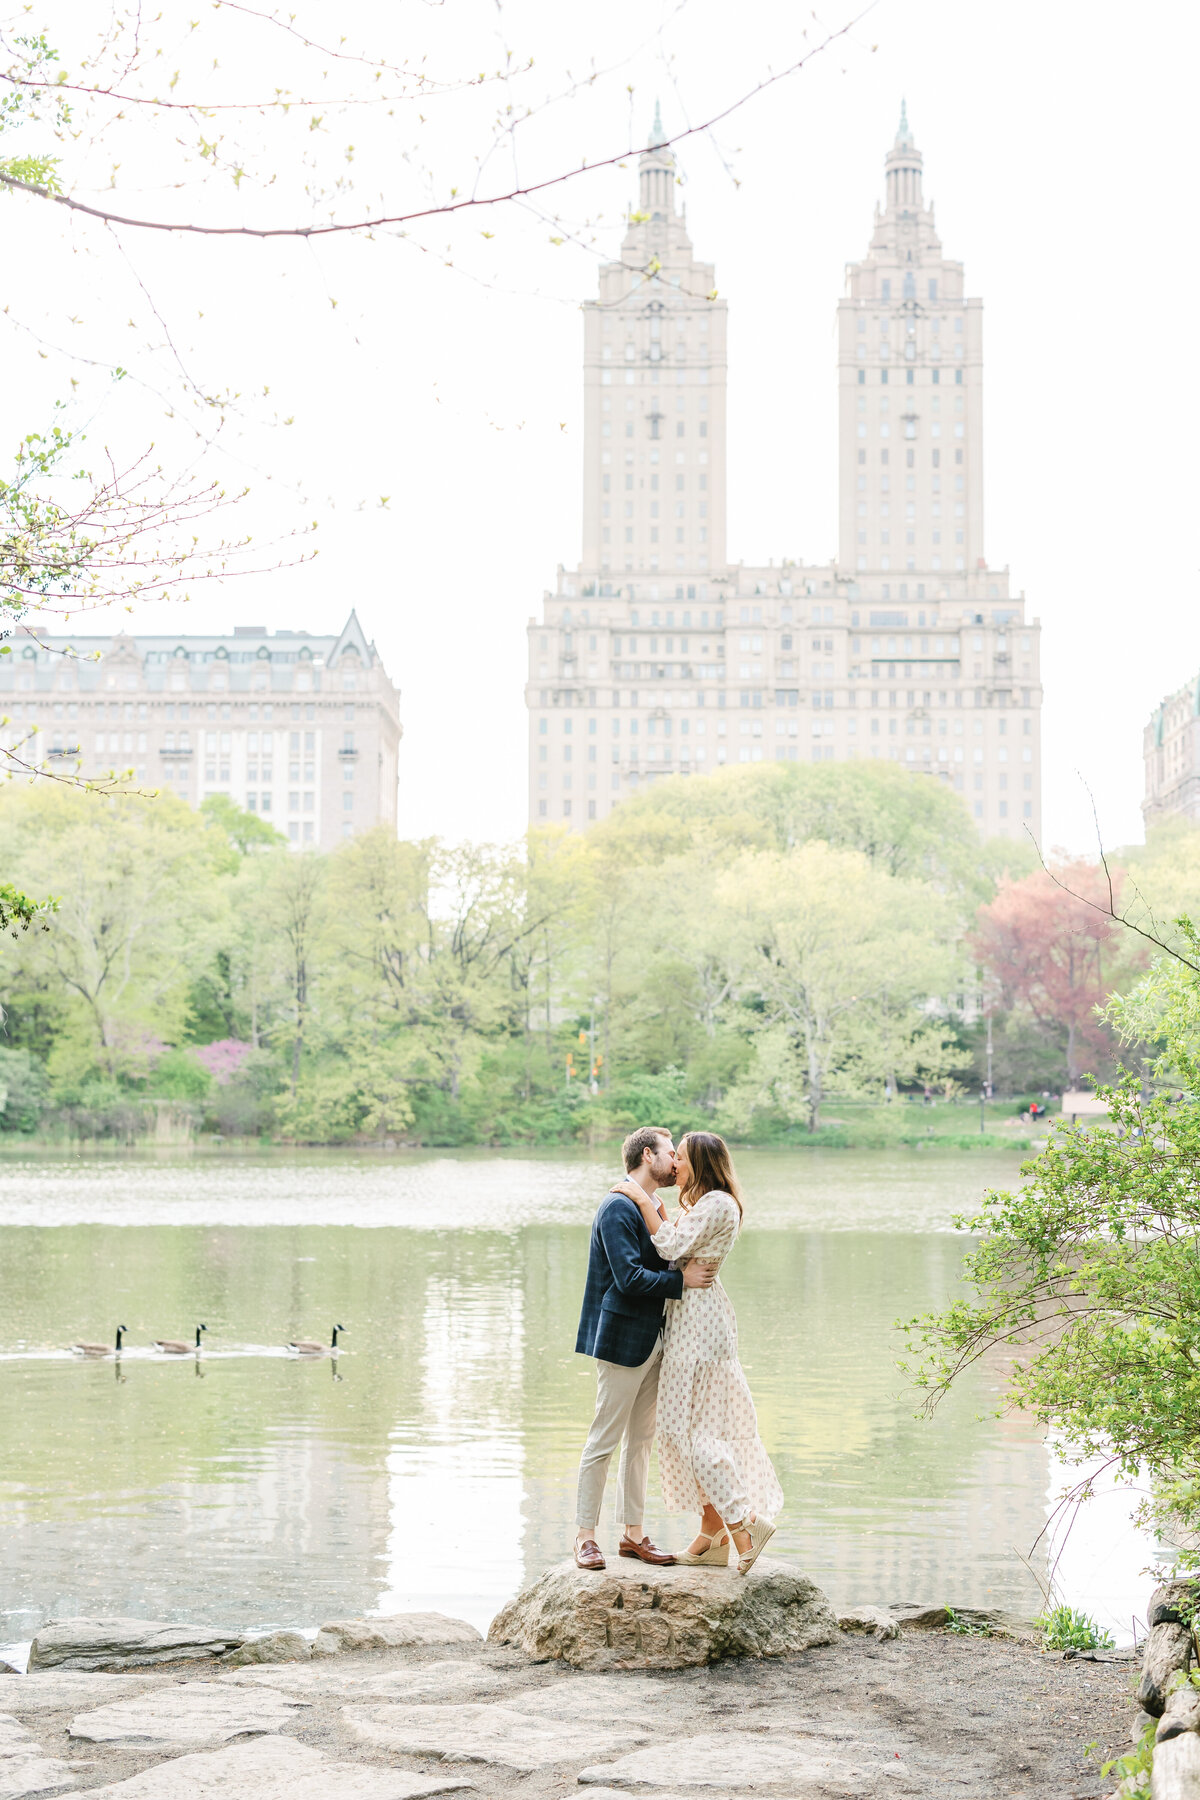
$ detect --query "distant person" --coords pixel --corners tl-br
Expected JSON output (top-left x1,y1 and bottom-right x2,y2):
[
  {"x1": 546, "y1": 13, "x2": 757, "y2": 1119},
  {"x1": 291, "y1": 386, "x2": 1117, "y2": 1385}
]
[
  {"x1": 573, "y1": 1126, "x2": 716, "y2": 1571},
  {"x1": 611, "y1": 1131, "x2": 782, "y2": 1574}
]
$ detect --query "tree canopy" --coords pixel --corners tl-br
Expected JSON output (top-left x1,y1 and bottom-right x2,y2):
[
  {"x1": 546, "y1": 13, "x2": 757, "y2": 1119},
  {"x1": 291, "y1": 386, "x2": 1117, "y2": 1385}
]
[{"x1": 0, "y1": 764, "x2": 1140, "y2": 1143}]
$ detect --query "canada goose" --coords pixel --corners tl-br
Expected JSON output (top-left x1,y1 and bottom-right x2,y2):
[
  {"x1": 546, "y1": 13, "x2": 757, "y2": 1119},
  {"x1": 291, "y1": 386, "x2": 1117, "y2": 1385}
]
[
  {"x1": 287, "y1": 1323, "x2": 346, "y2": 1356},
  {"x1": 72, "y1": 1325, "x2": 128, "y2": 1357},
  {"x1": 154, "y1": 1324, "x2": 207, "y2": 1354}
]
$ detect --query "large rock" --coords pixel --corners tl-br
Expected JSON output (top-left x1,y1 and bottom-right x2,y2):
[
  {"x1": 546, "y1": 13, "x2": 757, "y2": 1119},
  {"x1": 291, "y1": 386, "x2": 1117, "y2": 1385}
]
[
  {"x1": 343, "y1": 1699, "x2": 651, "y2": 1771},
  {"x1": 69, "y1": 1735, "x2": 474, "y2": 1798},
  {"x1": 28, "y1": 1620, "x2": 243, "y2": 1673},
  {"x1": 311, "y1": 1614, "x2": 481, "y2": 1658},
  {"x1": 578, "y1": 1731, "x2": 907, "y2": 1791},
  {"x1": 68, "y1": 1684, "x2": 310, "y2": 1745},
  {"x1": 1140, "y1": 1580, "x2": 1199, "y2": 1716},
  {"x1": 487, "y1": 1557, "x2": 838, "y2": 1670},
  {"x1": 0, "y1": 1712, "x2": 77, "y2": 1799}
]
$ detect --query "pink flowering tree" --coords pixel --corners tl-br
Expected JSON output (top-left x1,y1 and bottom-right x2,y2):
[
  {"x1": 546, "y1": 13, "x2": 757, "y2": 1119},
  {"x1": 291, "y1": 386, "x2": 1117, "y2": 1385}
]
[{"x1": 192, "y1": 1040, "x2": 253, "y2": 1087}]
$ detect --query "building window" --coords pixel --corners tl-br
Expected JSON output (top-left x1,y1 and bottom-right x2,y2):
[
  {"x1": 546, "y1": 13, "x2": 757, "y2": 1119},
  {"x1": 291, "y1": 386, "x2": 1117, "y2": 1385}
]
[{"x1": 342, "y1": 791, "x2": 353, "y2": 811}]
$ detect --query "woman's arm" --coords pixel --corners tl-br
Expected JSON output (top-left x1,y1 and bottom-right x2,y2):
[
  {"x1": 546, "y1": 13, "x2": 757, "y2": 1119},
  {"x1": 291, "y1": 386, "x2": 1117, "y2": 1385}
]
[
  {"x1": 650, "y1": 1193, "x2": 735, "y2": 1263},
  {"x1": 610, "y1": 1179, "x2": 667, "y2": 1237}
]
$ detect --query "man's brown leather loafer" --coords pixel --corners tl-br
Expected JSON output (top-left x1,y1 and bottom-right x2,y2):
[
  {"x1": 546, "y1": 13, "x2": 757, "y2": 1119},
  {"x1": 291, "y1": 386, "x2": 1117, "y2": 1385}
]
[
  {"x1": 575, "y1": 1538, "x2": 606, "y2": 1570},
  {"x1": 618, "y1": 1533, "x2": 676, "y2": 1565}
]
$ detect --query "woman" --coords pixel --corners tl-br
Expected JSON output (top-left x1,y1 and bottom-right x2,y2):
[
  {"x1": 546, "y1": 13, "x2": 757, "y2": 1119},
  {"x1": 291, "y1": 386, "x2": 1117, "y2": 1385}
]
[{"x1": 612, "y1": 1131, "x2": 782, "y2": 1574}]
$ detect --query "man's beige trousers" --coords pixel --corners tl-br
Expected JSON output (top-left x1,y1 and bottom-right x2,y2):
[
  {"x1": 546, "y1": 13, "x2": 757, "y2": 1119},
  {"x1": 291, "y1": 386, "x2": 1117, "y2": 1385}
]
[{"x1": 575, "y1": 1338, "x2": 662, "y2": 1532}]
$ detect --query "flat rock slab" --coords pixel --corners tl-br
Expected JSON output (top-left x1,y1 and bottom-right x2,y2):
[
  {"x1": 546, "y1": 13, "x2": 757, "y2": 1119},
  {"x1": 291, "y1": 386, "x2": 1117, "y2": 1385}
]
[
  {"x1": 508, "y1": 1675, "x2": 673, "y2": 1721},
  {"x1": 0, "y1": 1712, "x2": 77, "y2": 1799},
  {"x1": 578, "y1": 1732, "x2": 908, "y2": 1792},
  {"x1": 69, "y1": 1686, "x2": 310, "y2": 1746},
  {"x1": 0, "y1": 1674, "x2": 159, "y2": 1713},
  {"x1": 219, "y1": 1660, "x2": 513, "y2": 1704},
  {"x1": 69, "y1": 1736, "x2": 474, "y2": 1798},
  {"x1": 488, "y1": 1558, "x2": 838, "y2": 1670},
  {"x1": 29, "y1": 1621, "x2": 243, "y2": 1673},
  {"x1": 343, "y1": 1700, "x2": 651, "y2": 1771},
  {"x1": 312, "y1": 1616, "x2": 480, "y2": 1659}
]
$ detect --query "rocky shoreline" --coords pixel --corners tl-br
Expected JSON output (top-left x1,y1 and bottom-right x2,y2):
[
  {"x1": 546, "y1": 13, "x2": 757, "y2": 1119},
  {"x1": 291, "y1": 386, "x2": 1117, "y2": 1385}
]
[{"x1": 0, "y1": 1563, "x2": 1143, "y2": 1798}]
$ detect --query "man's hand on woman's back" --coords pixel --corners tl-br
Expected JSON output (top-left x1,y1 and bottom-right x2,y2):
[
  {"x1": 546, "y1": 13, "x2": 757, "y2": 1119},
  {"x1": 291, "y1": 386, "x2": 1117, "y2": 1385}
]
[{"x1": 682, "y1": 1261, "x2": 717, "y2": 1289}]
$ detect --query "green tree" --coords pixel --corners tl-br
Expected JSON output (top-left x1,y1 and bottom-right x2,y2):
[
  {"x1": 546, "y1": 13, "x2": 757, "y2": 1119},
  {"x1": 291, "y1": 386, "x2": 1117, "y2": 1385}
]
[
  {"x1": 0, "y1": 786, "x2": 224, "y2": 1081},
  {"x1": 717, "y1": 841, "x2": 957, "y2": 1130},
  {"x1": 906, "y1": 935, "x2": 1200, "y2": 1556},
  {"x1": 199, "y1": 795, "x2": 286, "y2": 860}
]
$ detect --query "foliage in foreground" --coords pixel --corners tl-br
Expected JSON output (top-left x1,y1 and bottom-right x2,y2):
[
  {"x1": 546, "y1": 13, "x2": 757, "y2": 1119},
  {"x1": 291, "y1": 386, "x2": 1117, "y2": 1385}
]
[
  {"x1": 1034, "y1": 1604, "x2": 1114, "y2": 1652},
  {"x1": 905, "y1": 929, "x2": 1200, "y2": 1561}
]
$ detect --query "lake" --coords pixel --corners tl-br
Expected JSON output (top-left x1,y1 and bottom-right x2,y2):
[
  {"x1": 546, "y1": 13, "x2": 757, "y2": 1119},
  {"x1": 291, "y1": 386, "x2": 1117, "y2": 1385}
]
[{"x1": 0, "y1": 1145, "x2": 1154, "y2": 1656}]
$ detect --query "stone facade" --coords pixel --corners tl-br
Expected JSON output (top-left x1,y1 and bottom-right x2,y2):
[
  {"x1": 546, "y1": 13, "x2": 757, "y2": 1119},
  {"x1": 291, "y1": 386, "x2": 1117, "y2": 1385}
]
[
  {"x1": 1143, "y1": 676, "x2": 1200, "y2": 827},
  {"x1": 527, "y1": 106, "x2": 1043, "y2": 842},
  {"x1": 1, "y1": 610, "x2": 401, "y2": 850}
]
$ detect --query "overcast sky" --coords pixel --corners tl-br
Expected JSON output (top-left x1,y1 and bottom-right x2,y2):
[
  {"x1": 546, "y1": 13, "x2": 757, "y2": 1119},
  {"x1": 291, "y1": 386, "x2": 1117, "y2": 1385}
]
[{"x1": 6, "y1": 0, "x2": 1197, "y2": 855}]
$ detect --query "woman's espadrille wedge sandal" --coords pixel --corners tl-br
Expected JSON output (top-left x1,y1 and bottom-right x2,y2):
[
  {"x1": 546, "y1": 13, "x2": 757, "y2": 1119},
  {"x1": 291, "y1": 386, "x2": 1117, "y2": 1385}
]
[
  {"x1": 733, "y1": 1514, "x2": 776, "y2": 1576},
  {"x1": 674, "y1": 1531, "x2": 731, "y2": 1568}
]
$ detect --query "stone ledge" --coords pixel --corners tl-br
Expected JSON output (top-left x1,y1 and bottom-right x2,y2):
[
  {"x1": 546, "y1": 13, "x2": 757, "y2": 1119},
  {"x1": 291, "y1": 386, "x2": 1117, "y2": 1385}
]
[
  {"x1": 487, "y1": 1557, "x2": 837, "y2": 1670},
  {"x1": 27, "y1": 1619, "x2": 244, "y2": 1673}
]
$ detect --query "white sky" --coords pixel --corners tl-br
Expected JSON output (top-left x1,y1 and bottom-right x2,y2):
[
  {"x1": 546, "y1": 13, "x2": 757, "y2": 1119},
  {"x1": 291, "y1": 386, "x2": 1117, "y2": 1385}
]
[{"x1": 5, "y1": 0, "x2": 1197, "y2": 853}]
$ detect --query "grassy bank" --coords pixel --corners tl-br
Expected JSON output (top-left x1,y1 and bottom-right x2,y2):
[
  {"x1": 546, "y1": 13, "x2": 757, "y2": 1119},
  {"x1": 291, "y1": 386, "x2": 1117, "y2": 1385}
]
[{"x1": 0, "y1": 1098, "x2": 1046, "y2": 1153}]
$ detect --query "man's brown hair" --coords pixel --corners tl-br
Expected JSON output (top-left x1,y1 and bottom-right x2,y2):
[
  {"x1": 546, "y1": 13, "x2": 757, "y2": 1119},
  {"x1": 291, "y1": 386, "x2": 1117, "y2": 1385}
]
[{"x1": 622, "y1": 1125, "x2": 671, "y2": 1173}]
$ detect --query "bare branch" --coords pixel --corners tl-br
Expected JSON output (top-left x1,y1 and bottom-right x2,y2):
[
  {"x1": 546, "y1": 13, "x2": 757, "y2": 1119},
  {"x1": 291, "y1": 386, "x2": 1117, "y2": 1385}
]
[
  {"x1": 1023, "y1": 777, "x2": 1200, "y2": 974},
  {"x1": 0, "y1": 10, "x2": 876, "y2": 239}
]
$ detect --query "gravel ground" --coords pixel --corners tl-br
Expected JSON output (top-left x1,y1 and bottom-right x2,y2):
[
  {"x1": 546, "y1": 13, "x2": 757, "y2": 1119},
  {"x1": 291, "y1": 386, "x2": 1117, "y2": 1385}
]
[{"x1": 0, "y1": 1632, "x2": 1140, "y2": 1799}]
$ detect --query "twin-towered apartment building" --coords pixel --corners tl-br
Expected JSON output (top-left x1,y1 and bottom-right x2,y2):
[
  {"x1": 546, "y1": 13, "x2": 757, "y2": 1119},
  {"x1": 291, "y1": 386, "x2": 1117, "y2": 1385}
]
[{"x1": 526, "y1": 106, "x2": 1043, "y2": 840}]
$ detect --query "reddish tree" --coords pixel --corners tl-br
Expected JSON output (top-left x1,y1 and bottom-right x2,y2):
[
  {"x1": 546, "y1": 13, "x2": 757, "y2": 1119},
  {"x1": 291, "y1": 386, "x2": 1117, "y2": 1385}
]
[{"x1": 972, "y1": 859, "x2": 1142, "y2": 1087}]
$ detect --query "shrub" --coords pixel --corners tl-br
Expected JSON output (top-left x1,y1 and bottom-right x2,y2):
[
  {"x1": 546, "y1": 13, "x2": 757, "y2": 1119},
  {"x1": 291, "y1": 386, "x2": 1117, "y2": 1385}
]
[
  {"x1": 1035, "y1": 1604, "x2": 1114, "y2": 1651},
  {"x1": 0, "y1": 1046, "x2": 49, "y2": 1132},
  {"x1": 152, "y1": 1048, "x2": 213, "y2": 1101}
]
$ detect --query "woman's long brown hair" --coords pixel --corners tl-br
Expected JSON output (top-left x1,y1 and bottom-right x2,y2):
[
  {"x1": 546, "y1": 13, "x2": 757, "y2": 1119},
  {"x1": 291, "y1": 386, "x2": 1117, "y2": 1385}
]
[{"x1": 678, "y1": 1132, "x2": 743, "y2": 1220}]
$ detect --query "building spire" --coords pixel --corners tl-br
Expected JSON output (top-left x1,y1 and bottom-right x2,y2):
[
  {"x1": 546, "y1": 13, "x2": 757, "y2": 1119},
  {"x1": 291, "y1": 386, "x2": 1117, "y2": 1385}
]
[
  {"x1": 637, "y1": 97, "x2": 676, "y2": 219},
  {"x1": 884, "y1": 100, "x2": 923, "y2": 215}
]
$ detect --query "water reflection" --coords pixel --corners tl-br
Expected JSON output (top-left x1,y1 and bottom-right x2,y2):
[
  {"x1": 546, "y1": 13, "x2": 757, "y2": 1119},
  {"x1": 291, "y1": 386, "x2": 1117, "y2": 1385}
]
[{"x1": 0, "y1": 1146, "x2": 1118, "y2": 1643}]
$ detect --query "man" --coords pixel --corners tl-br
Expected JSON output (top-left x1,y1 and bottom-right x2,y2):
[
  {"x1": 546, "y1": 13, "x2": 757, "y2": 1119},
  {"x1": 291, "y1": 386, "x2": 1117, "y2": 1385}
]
[{"x1": 573, "y1": 1124, "x2": 716, "y2": 1571}]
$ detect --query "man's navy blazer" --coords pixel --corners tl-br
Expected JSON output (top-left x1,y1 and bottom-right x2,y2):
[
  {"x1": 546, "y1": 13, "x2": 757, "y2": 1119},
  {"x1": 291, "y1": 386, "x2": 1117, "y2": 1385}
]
[{"x1": 575, "y1": 1190, "x2": 684, "y2": 1368}]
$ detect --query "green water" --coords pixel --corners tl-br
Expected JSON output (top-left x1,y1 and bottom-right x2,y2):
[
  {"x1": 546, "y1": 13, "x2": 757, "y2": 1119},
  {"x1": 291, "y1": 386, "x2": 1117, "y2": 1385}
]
[{"x1": 0, "y1": 1145, "x2": 1127, "y2": 1649}]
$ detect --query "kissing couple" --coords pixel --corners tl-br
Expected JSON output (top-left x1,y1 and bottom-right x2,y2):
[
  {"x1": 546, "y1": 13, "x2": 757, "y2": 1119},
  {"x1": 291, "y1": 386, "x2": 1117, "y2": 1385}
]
[{"x1": 573, "y1": 1126, "x2": 782, "y2": 1574}]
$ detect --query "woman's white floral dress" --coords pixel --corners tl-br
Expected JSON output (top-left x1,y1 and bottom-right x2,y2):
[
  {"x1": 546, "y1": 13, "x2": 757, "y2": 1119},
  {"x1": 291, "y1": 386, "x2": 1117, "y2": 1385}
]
[{"x1": 650, "y1": 1190, "x2": 783, "y2": 1524}]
